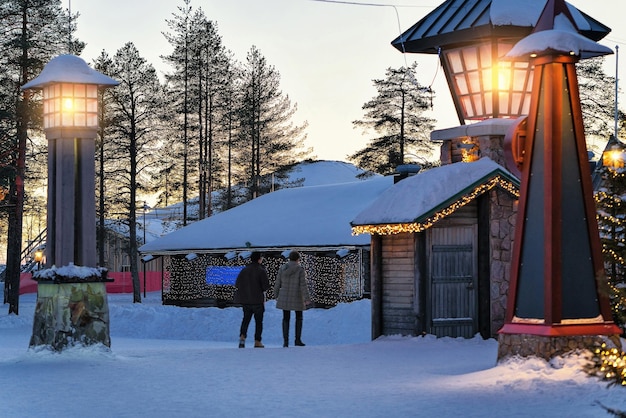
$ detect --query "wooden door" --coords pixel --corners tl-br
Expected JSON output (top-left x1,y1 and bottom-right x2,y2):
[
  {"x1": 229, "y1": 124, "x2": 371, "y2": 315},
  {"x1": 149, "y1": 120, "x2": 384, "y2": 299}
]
[{"x1": 427, "y1": 225, "x2": 478, "y2": 338}]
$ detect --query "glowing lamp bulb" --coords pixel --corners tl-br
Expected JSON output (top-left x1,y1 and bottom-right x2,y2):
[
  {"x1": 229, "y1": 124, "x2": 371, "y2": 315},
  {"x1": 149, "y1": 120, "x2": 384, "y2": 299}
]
[{"x1": 63, "y1": 98, "x2": 73, "y2": 111}]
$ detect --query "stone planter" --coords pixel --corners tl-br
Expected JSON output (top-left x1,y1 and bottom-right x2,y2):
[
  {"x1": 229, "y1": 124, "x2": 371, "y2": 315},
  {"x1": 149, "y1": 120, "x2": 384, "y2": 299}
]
[{"x1": 30, "y1": 264, "x2": 112, "y2": 351}]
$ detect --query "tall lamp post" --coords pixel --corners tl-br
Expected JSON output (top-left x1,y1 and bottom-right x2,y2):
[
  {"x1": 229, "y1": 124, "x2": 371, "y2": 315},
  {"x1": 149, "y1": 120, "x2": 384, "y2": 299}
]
[
  {"x1": 22, "y1": 55, "x2": 118, "y2": 269},
  {"x1": 497, "y1": 0, "x2": 622, "y2": 360},
  {"x1": 22, "y1": 55, "x2": 118, "y2": 351}
]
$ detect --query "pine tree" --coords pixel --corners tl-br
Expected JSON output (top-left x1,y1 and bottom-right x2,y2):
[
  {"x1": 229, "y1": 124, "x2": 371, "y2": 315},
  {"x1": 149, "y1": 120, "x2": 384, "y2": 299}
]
[
  {"x1": 188, "y1": 10, "x2": 229, "y2": 219},
  {"x1": 595, "y1": 161, "x2": 626, "y2": 330},
  {"x1": 350, "y1": 63, "x2": 436, "y2": 175},
  {"x1": 237, "y1": 45, "x2": 309, "y2": 201},
  {"x1": 578, "y1": 57, "x2": 616, "y2": 148},
  {"x1": 101, "y1": 42, "x2": 163, "y2": 303},
  {"x1": 162, "y1": 0, "x2": 194, "y2": 225},
  {"x1": 93, "y1": 50, "x2": 118, "y2": 267},
  {"x1": 0, "y1": 0, "x2": 82, "y2": 314}
]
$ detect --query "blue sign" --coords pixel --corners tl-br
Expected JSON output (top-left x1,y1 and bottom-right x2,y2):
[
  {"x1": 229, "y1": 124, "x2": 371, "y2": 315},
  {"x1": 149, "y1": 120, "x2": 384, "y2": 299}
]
[{"x1": 205, "y1": 266, "x2": 243, "y2": 286}]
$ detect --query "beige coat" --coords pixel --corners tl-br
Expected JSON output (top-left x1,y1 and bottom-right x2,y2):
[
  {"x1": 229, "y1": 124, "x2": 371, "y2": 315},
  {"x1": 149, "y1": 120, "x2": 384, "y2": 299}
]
[{"x1": 274, "y1": 261, "x2": 310, "y2": 311}]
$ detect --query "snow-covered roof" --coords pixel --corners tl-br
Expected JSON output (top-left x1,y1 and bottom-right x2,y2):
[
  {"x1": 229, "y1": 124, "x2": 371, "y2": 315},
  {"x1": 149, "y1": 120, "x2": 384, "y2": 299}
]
[
  {"x1": 139, "y1": 160, "x2": 377, "y2": 242},
  {"x1": 351, "y1": 158, "x2": 519, "y2": 231},
  {"x1": 139, "y1": 176, "x2": 394, "y2": 254},
  {"x1": 281, "y1": 160, "x2": 374, "y2": 187}
]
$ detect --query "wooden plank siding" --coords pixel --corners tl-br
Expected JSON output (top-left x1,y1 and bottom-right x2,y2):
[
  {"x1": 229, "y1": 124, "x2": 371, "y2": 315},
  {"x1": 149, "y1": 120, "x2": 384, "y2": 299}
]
[{"x1": 380, "y1": 233, "x2": 418, "y2": 335}]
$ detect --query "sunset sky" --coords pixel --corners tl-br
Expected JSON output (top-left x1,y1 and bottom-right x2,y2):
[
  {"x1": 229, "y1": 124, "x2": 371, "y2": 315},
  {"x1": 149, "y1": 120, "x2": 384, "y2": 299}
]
[{"x1": 71, "y1": 0, "x2": 626, "y2": 162}]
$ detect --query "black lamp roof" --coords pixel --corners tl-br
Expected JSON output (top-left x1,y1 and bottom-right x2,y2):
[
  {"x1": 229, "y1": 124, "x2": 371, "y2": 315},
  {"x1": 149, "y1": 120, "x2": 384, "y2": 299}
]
[{"x1": 391, "y1": 0, "x2": 610, "y2": 54}]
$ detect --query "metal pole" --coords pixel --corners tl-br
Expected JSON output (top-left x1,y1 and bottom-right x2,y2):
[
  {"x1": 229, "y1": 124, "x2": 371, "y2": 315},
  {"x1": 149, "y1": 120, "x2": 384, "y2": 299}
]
[{"x1": 615, "y1": 45, "x2": 619, "y2": 139}]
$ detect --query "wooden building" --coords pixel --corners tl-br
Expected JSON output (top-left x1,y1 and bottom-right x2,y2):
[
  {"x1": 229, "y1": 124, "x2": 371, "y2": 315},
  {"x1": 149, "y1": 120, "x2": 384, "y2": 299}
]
[
  {"x1": 139, "y1": 176, "x2": 394, "y2": 307},
  {"x1": 351, "y1": 120, "x2": 520, "y2": 339}
]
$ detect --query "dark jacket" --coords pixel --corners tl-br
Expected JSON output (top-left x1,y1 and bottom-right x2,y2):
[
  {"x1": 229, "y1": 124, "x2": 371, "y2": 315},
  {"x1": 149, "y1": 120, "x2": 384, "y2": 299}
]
[
  {"x1": 234, "y1": 262, "x2": 270, "y2": 305},
  {"x1": 274, "y1": 261, "x2": 310, "y2": 311}
]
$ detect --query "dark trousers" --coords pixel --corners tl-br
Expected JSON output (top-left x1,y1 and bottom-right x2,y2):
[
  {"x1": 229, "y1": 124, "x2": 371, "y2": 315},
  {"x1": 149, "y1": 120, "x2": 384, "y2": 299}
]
[
  {"x1": 282, "y1": 310, "x2": 303, "y2": 343},
  {"x1": 240, "y1": 304, "x2": 265, "y2": 341}
]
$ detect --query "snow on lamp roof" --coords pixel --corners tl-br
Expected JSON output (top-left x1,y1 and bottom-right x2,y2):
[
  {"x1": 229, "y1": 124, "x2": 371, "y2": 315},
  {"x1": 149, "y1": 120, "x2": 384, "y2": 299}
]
[
  {"x1": 505, "y1": 0, "x2": 612, "y2": 59},
  {"x1": 21, "y1": 54, "x2": 118, "y2": 90}
]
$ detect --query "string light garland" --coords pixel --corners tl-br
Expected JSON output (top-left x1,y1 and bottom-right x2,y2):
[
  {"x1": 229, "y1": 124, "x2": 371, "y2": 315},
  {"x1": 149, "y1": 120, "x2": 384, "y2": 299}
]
[
  {"x1": 352, "y1": 175, "x2": 519, "y2": 236},
  {"x1": 594, "y1": 167, "x2": 626, "y2": 331},
  {"x1": 161, "y1": 250, "x2": 365, "y2": 307},
  {"x1": 586, "y1": 342, "x2": 626, "y2": 387}
]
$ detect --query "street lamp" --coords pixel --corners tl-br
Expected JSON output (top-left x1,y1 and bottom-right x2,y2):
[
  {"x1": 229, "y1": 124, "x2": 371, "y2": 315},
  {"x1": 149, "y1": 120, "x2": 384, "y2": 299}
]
[
  {"x1": 392, "y1": 0, "x2": 610, "y2": 125},
  {"x1": 33, "y1": 249, "x2": 44, "y2": 270},
  {"x1": 22, "y1": 55, "x2": 118, "y2": 351},
  {"x1": 602, "y1": 137, "x2": 626, "y2": 171},
  {"x1": 22, "y1": 55, "x2": 118, "y2": 268}
]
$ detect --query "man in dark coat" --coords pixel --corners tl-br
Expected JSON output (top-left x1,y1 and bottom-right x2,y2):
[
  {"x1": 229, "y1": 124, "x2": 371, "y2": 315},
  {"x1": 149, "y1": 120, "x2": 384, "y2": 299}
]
[{"x1": 234, "y1": 252, "x2": 270, "y2": 348}]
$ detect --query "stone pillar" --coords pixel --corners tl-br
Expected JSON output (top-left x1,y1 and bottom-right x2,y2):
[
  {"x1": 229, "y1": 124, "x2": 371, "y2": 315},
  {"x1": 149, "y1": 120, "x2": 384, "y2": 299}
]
[{"x1": 30, "y1": 265, "x2": 112, "y2": 351}]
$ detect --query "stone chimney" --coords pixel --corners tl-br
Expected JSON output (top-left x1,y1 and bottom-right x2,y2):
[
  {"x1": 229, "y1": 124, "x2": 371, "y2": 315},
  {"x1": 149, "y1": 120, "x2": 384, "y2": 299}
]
[{"x1": 431, "y1": 119, "x2": 517, "y2": 167}]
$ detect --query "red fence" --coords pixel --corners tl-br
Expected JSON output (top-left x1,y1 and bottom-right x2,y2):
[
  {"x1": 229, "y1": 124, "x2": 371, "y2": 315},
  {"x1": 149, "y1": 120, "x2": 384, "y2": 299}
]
[{"x1": 19, "y1": 271, "x2": 163, "y2": 295}]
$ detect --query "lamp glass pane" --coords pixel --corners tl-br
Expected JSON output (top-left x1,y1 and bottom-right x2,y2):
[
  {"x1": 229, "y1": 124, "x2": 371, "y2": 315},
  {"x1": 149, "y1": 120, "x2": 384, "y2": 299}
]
[
  {"x1": 463, "y1": 47, "x2": 478, "y2": 71},
  {"x1": 482, "y1": 68, "x2": 492, "y2": 91},
  {"x1": 479, "y1": 44, "x2": 492, "y2": 69},
  {"x1": 499, "y1": 91, "x2": 510, "y2": 115},
  {"x1": 61, "y1": 83, "x2": 73, "y2": 96},
  {"x1": 521, "y1": 94, "x2": 532, "y2": 115},
  {"x1": 511, "y1": 92, "x2": 523, "y2": 114},
  {"x1": 461, "y1": 96, "x2": 475, "y2": 118},
  {"x1": 454, "y1": 74, "x2": 468, "y2": 95},
  {"x1": 481, "y1": 92, "x2": 490, "y2": 116},
  {"x1": 512, "y1": 68, "x2": 527, "y2": 90},
  {"x1": 86, "y1": 84, "x2": 98, "y2": 98},
  {"x1": 87, "y1": 114, "x2": 98, "y2": 126},
  {"x1": 74, "y1": 98, "x2": 85, "y2": 112},
  {"x1": 86, "y1": 98, "x2": 98, "y2": 113},
  {"x1": 62, "y1": 112, "x2": 73, "y2": 126},
  {"x1": 447, "y1": 50, "x2": 463, "y2": 73},
  {"x1": 74, "y1": 84, "x2": 86, "y2": 97},
  {"x1": 467, "y1": 71, "x2": 481, "y2": 93},
  {"x1": 74, "y1": 113, "x2": 86, "y2": 126}
]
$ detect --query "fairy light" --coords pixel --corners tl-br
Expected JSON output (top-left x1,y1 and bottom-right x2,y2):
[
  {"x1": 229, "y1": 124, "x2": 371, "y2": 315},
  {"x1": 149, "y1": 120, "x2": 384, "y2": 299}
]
[
  {"x1": 352, "y1": 175, "x2": 519, "y2": 236},
  {"x1": 587, "y1": 343, "x2": 626, "y2": 387},
  {"x1": 594, "y1": 167, "x2": 626, "y2": 331},
  {"x1": 160, "y1": 251, "x2": 365, "y2": 306}
]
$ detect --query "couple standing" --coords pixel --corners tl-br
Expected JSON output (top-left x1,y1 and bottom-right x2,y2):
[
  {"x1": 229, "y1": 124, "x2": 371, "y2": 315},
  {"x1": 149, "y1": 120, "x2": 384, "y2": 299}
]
[{"x1": 234, "y1": 251, "x2": 310, "y2": 348}]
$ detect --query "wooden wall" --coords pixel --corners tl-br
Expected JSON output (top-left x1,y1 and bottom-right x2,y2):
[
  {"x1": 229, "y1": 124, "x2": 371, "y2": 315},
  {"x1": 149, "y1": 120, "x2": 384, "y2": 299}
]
[{"x1": 380, "y1": 233, "x2": 418, "y2": 335}]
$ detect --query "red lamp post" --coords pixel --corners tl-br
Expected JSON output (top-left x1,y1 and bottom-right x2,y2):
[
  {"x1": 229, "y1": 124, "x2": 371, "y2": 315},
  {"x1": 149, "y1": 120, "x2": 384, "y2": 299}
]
[{"x1": 497, "y1": 0, "x2": 622, "y2": 360}]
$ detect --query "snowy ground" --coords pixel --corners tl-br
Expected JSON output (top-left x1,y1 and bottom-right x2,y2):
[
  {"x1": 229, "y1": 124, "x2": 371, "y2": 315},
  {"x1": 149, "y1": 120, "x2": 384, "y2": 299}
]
[{"x1": 1, "y1": 291, "x2": 626, "y2": 418}]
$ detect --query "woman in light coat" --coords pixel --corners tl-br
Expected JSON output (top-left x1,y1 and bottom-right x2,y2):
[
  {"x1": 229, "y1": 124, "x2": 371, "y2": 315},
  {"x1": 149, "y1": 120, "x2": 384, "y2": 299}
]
[{"x1": 274, "y1": 251, "x2": 311, "y2": 347}]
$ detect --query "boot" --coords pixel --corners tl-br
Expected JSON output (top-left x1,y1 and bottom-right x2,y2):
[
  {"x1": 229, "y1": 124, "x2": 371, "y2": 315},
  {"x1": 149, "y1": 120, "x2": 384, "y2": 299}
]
[
  {"x1": 295, "y1": 316, "x2": 305, "y2": 346},
  {"x1": 254, "y1": 340, "x2": 264, "y2": 348},
  {"x1": 239, "y1": 335, "x2": 245, "y2": 349},
  {"x1": 282, "y1": 317, "x2": 289, "y2": 347}
]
